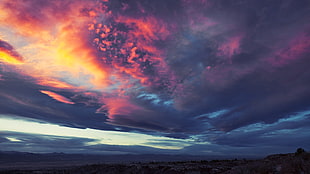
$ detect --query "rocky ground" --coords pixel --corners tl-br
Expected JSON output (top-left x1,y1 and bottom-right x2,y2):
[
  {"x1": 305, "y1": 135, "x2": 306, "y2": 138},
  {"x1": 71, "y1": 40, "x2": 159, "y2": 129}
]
[{"x1": 0, "y1": 151, "x2": 309, "y2": 174}]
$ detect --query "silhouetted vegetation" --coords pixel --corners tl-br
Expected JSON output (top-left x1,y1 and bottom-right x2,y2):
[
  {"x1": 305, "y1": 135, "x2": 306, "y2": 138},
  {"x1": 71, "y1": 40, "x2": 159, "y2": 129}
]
[{"x1": 295, "y1": 147, "x2": 306, "y2": 156}]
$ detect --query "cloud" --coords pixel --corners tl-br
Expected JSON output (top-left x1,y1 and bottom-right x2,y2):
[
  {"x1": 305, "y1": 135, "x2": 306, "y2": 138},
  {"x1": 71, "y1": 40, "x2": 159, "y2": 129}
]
[
  {"x1": 0, "y1": 0, "x2": 94, "y2": 37},
  {"x1": 0, "y1": 136, "x2": 9, "y2": 143},
  {"x1": 0, "y1": 0, "x2": 111, "y2": 89},
  {"x1": 0, "y1": 117, "x2": 196, "y2": 154},
  {"x1": 0, "y1": 71, "x2": 112, "y2": 130},
  {"x1": 217, "y1": 35, "x2": 243, "y2": 63},
  {"x1": 37, "y1": 78, "x2": 78, "y2": 90},
  {"x1": 0, "y1": 39, "x2": 24, "y2": 64},
  {"x1": 165, "y1": 0, "x2": 310, "y2": 132},
  {"x1": 0, "y1": 132, "x2": 179, "y2": 154},
  {"x1": 40, "y1": 90, "x2": 75, "y2": 105}
]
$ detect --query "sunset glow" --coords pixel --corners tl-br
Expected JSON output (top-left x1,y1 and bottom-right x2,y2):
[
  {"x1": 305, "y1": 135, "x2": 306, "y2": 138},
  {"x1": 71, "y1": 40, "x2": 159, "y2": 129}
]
[{"x1": 0, "y1": 0, "x2": 309, "y2": 156}]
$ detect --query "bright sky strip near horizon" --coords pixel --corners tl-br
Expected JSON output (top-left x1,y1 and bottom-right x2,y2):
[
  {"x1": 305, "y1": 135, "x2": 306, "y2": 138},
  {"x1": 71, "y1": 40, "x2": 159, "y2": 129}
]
[
  {"x1": 0, "y1": 115, "x2": 196, "y2": 150},
  {"x1": 0, "y1": 0, "x2": 310, "y2": 156}
]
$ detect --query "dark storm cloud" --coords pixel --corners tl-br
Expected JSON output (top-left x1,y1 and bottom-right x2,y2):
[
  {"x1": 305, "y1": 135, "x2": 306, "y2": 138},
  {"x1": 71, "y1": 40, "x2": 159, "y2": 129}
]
[
  {"x1": 0, "y1": 137, "x2": 9, "y2": 143},
  {"x1": 162, "y1": 0, "x2": 310, "y2": 132},
  {"x1": 0, "y1": 70, "x2": 113, "y2": 131},
  {"x1": 182, "y1": 115, "x2": 310, "y2": 156},
  {"x1": 0, "y1": 132, "x2": 94, "y2": 153},
  {"x1": 70, "y1": 0, "x2": 310, "y2": 138},
  {"x1": 213, "y1": 113, "x2": 310, "y2": 147},
  {"x1": 107, "y1": 0, "x2": 183, "y2": 19}
]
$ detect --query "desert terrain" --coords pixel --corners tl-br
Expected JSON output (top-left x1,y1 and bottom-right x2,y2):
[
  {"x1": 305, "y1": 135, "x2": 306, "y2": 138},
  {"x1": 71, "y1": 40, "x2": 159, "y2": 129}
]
[{"x1": 0, "y1": 149, "x2": 309, "y2": 174}]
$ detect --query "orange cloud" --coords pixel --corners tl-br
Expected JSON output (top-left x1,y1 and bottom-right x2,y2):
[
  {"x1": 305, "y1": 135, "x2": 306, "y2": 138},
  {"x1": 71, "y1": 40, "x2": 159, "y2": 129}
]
[
  {"x1": 0, "y1": 39, "x2": 24, "y2": 65},
  {"x1": 115, "y1": 16, "x2": 170, "y2": 42},
  {"x1": 37, "y1": 78, "x2": 78, "y2": 90},
  {"x1": 40, "y1": 90, "x2": 75, "y2": 105},
  {"x1": 1, "y1": 0, "x2": 175, "y2": 92},
  {"x1": 0, "y1": 0, "x2": 111, "y2": 89},
  {"x1": 89, "y1": 15, "x2": 173, "y2": 88},
  {"x1": 0, "y1": 0, "x2": 177, "y2": 128},
  {"x1": 0, "y1": 48, "x2": 24, "y2": 65},
  {"x1": 0, "y1": 0, "x2": 96, "y2": 39},
  {"x1": 55, "y1": 24, "x2": 109, "y2": 88}
]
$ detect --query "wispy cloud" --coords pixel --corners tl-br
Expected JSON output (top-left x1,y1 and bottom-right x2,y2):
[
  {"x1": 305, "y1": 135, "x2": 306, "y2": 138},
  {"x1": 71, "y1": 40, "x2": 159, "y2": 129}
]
[{"x1": 40, "y1": 90, "x2": 75, "y2": 105}]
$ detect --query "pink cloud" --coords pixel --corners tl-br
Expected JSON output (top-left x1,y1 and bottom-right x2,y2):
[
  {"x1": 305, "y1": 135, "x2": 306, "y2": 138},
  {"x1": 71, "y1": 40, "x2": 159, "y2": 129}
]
[
  {"x1": 97, "y1": 98, "x2": 149, "y2": 120},
  {"x1": 40, "y1": 90, "x2": 75, "y2": 105},
  {"x1": 217, "y1": 35, "x2": 243, "y2": 63},
  {"x1": 267, "y1": 32, "x2": 310, "y2": 67}
]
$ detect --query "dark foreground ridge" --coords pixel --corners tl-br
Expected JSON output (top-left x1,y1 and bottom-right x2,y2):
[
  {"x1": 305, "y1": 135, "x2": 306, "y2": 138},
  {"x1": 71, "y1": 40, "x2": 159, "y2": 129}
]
[{"x1": 0, "y1": 149, "x2": 309, "y2": 174}]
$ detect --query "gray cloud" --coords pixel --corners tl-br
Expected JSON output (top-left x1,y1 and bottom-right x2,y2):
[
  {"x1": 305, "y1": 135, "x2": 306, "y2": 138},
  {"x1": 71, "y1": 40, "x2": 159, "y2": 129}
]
[
  {"x1": 0, "y1": 70, "x2": 114, "y2": 131},
  {"x1": 0, "y1": 132, "x2": 178, "y2": 155}
]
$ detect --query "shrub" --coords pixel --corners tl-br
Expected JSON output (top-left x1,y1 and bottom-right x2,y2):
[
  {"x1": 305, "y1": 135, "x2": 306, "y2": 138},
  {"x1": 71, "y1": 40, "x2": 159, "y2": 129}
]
[{"x1": 295, "y1": 148, "x2": 306, "y2": 156}]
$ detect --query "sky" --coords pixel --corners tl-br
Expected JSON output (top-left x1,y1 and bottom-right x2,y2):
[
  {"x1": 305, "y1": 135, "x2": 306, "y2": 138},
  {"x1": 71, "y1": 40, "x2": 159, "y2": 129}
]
[{"x1": 0, "y1": 0, "x2": 309, "y2": 157}]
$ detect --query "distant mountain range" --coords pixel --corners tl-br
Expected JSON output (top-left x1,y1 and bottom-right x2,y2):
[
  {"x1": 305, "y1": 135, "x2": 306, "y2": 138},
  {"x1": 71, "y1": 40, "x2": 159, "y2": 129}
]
[
  {"x1": 0, "y1": 151, "x2": 228, "y2": 170},
  {"x1": 0, "y1": 150, "x2": 309, "y2": 174}
]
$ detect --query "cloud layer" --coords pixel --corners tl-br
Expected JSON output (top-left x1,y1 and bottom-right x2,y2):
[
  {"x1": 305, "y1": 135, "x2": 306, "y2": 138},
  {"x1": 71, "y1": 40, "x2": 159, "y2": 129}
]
[{"x1": 0, "y1": 0, "x2": 310, "y2": 155}]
